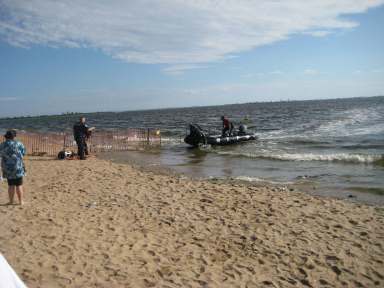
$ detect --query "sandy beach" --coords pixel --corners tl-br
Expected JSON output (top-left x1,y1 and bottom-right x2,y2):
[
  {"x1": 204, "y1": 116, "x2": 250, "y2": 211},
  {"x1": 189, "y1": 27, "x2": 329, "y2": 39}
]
[{"x1": 0, "y1": 157, "x2": 383, "y2": 288}]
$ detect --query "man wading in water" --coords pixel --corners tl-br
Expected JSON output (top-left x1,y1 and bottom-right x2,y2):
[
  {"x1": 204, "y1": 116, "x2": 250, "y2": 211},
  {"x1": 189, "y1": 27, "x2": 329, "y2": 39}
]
[{"x1": 73, "y1": 116, "x2": 93, "y2": 160}]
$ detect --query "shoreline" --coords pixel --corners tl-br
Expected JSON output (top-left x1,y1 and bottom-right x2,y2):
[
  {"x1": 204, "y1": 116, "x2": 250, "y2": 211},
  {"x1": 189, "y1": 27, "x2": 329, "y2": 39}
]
[
  {"x1": 98, "y1": 150, "x2": 384, "y2": 206},
  {"x1": 1, "y1": 156, "x2": 383, "y2": 287}
]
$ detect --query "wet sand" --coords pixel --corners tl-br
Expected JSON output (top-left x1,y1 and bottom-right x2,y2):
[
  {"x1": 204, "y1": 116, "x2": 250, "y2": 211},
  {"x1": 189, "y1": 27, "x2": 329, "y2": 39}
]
[
  {"x1": 99, "y1": 149, "x2": 384, "y2": 206},
  {"x1": 0, "y1": 157, "x2": 383, "y2": 287}
]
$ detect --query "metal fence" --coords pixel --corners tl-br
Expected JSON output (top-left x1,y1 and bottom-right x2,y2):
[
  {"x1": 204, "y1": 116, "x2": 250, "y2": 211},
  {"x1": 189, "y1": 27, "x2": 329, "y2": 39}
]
[{"x1": 17, "y1": 128, "x2": 161, "y2": 156}]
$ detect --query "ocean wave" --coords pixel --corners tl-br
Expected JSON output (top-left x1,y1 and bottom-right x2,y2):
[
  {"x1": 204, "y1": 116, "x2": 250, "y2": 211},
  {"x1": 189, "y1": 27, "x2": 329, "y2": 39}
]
[
  {"x1": 314, "y1": 107, "x2": 384, "y2": 137},
  {"x1": 267, "y1": 153, "x2": 383, "y2": 164},
  {"x1": 234, "y1": 176, "x2": 295, "y2": 185},
  {"x1": 286, "y1": 139, "x2": 332, "y2": 146},
  {"x1": 234, "y1": 176, "x2": 267, "y2": 182},
  {"x1": 207, "y1": 175, "x2": 293, "y2": 185},
  {"x1": 340, "y1": 144, "x2": 384, "y2": 150},
  {"x1": 160, "y1": 137, "x2": 184, "y2": 145},
  {"x1": 215, "y1": 151, "x2": 383, "y2": 164}
]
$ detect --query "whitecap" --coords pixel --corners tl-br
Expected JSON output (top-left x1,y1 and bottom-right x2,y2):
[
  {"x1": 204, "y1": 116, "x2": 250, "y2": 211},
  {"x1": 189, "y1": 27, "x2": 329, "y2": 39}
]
[{"x1": 215, "y1": 150, "x2": 383, "y2": 164}]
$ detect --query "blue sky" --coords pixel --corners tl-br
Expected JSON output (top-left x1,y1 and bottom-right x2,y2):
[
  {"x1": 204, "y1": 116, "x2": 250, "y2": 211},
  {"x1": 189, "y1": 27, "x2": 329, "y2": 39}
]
[{"x1": 0, "y1": 0, "x2": 383, "y2": 117}]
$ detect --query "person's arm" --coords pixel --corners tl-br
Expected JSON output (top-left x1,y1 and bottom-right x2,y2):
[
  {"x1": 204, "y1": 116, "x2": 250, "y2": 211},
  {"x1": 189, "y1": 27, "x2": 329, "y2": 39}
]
[
  {"x1": 19, "y1": 142, "x2": 26, "y2": 157},
  {"x1": 73, "y1": 124, "x2": 78, "y2": 138}
]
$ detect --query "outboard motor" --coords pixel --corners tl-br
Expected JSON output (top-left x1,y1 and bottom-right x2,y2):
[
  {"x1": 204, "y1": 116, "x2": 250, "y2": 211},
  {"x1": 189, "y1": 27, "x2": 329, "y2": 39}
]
[
  {"x1": 238, "y1": 124, "x2": 247, "y2": 135},
  {"x1": 184, "y1": 124, "x2": 206, "y2": 147}
]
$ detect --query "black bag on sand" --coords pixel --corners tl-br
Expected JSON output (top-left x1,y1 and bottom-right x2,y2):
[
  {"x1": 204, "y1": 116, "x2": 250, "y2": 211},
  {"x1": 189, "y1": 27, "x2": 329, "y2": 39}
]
[{"x1": 57, "y1": 150, "x2": 73, "y2": 160}]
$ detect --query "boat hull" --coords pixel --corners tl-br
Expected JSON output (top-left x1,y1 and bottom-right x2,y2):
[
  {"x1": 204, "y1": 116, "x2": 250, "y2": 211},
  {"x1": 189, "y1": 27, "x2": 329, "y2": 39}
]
[
  {"x1": 205, "y1": 134, "x2": 257, "y2": 146},
  {"x1": 184, "y1": 124, "x2": 257, "y2": 147}
]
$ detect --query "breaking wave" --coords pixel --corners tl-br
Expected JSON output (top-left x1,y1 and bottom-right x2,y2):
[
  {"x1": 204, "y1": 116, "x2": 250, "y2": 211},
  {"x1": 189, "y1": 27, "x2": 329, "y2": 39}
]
[
  {"x1": 206, "y1": 175, "x2": 294, "y2": 185},
  {"x1": 215, "y1": 151, "x2": 383, "y2": 165},
  {"x1": 233, "y1": 176, "x2": 294, "y2": 185}
]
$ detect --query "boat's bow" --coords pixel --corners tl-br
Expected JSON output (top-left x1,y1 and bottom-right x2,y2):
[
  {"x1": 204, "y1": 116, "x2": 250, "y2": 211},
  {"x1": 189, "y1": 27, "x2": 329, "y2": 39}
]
[{"x1": 184, "y1": 124, "x2": 207, "y2": 147}]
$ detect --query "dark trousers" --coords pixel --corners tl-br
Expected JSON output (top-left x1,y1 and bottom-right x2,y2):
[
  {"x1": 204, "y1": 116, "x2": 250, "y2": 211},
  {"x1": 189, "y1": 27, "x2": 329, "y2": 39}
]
[
  {"x1": 222, "y1": 127, "x2": 229, "y2": 136},
  {"x1": 76, "y1": 138, "x2": 87, "y2": 159},
  {"x1": 84, "y1": 141, "x2": 89, "y2": 155},
  {"x1": 222, "y1": 127, "x2": 233, "y2": 136}
]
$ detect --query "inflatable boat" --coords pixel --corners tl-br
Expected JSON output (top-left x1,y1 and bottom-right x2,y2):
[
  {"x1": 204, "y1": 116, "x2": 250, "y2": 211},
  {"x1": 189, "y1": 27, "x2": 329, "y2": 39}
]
[{"x1": 184, "y1": 124, "x2": 257, "y2": 147}]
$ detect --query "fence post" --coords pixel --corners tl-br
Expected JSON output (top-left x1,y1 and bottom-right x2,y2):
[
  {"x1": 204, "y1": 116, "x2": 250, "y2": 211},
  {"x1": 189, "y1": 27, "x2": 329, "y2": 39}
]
[
  {"x1": 89, "y1": 134, "x2": 92, "y2": 153},
  {"x1": 147, "y1": 128, "x2": 150, "y2": 145}
]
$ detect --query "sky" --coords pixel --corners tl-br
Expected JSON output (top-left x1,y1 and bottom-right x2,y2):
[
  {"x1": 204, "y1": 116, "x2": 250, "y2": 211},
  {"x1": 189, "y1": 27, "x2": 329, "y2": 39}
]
[{"x1": 0, "y1": 0, "x2": 384, "y2": 117}]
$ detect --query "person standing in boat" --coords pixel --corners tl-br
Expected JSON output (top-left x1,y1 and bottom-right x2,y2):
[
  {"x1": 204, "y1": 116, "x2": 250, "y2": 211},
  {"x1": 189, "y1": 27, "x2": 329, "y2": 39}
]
[
  {"x1": 221, "y1": 116, "x2": 234, "y2": 136},
  {"x1": 73, "y1": 116, "x2": 94, "y2": 160}
]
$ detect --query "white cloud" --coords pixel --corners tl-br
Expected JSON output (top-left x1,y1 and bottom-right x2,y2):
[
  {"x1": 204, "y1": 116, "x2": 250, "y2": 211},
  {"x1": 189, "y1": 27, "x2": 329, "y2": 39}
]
[
  {"x1": 270, "y1": 70, "x2": 284, "y2": 75},
  {"x1": 241, "y1": 72, "x2": 266, "y2": 78},
  {"x1": 162, "y1": 64, "x2": 207, "y2": 75},
  {"x1": 241, "y1": 73, "x2": 253, "y2": 78},
  {"x1": 353, "y1": 69, "x2": 383, "y2": 74},
  {"x1": 0, "y1": 0, "x2": 383, "y2": 67},
  {"x1": 303, "y1": 30, "x2": 332, "y2": 37},
  {"x1": 304, "y1": 69, "x2": 319, "y2": 75},
  {"x1": 0, "y1": 97, "x2": 18, "y2": 101}
]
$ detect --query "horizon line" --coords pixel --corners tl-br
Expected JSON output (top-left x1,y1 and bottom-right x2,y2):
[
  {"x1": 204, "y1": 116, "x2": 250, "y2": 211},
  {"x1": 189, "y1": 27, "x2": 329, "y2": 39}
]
[{"x1": 1, "y1": 95, "x2": 383, "y2": 120}]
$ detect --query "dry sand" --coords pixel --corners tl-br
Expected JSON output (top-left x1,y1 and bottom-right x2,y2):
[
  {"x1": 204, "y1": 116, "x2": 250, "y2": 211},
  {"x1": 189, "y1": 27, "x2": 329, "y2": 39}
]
[{"x1": 0, "y1": 157, "x2": 383, "y2": 288}]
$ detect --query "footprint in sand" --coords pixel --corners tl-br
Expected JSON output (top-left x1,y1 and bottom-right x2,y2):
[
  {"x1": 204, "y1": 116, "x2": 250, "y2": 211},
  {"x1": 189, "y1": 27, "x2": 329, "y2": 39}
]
[
  {"x1": 331, "y1": 265, "x2": 342, "y2": 276},
  {"x1": 143, "y1": 278, "x2": 157, "y2": 287}
]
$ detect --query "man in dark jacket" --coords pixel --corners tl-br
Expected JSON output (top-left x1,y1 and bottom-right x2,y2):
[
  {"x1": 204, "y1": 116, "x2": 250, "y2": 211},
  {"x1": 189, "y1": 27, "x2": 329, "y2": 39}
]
[{"x1": 73, "y1": 116, "x2": 90, "y2": 160}]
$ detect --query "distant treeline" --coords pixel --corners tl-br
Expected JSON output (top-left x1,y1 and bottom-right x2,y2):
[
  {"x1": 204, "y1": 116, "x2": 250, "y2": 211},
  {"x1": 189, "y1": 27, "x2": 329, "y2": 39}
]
[
  {"x1": 1, "y1": 112, "x2": 86, "y2": 121},
  {"x1": 1, "y1": 95, "x2": 383, "y2": 121}
]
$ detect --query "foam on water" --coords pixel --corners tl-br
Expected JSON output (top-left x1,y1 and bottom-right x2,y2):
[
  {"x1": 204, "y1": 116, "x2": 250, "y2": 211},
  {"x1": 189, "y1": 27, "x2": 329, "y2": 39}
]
[
  {"x1": 268, "y1": 153, "x2": 383, "y2": 164},
  {"x1": 311, "y1": 107, "x2": 384, "y2": 137},
  {"x1": 206, "y1": 175, "x2": 294, "y2": 185},
  {"x1": 233, "y1": 175, "x2": 294, "y2": 185},
  {"x1": 214, "y1": 150, "x2": 383, "y2": 164},
  {"x1": 158, "y1": 137, "x2": 184, "y2": 146}
]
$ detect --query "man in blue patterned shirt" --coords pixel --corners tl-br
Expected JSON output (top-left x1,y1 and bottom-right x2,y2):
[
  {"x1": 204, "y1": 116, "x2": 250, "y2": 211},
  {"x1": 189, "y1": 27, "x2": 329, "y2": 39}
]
[{"x1": 0, "y1": 130, "x2": 26, "y2": 205}]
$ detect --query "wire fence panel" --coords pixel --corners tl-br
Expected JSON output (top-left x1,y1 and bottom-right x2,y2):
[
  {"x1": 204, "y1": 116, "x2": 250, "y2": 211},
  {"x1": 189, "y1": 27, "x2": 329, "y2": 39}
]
[
  {"x1": 18, "y1": 132, "x2": 67, "y2": 156},
  {"x1": 17, "y1": 129, "x2": 161, "y2": 156},
  {"x1": 88, "y1": 128, "x2": 161, "y2": 153}
]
